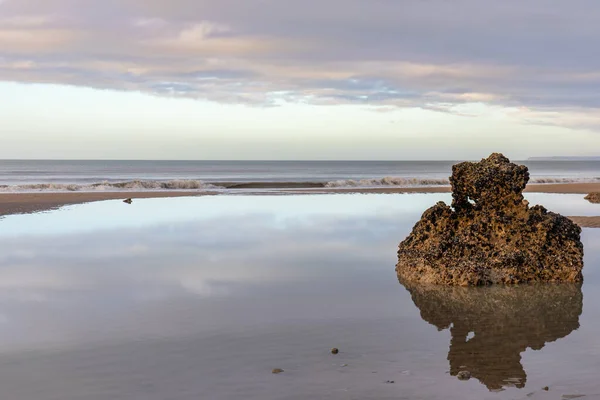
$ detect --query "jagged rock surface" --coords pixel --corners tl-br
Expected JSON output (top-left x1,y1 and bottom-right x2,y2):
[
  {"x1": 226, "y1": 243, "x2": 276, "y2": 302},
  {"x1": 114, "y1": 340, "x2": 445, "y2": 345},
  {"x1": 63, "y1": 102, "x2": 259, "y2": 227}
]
[
  {"x1": 396, "y1": 153, "x2": 584, "y2": 285},
  {"x1": 585, "y1": 192, "x2": 600, "y2": 203}
]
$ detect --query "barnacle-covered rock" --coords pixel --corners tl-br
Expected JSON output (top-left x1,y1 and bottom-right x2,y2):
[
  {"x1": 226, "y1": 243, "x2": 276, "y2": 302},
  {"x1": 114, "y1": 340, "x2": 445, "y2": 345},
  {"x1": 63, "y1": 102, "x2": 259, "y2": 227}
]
[{"x1": 396, "y1": 154, "x2": 583, "y2": 285}]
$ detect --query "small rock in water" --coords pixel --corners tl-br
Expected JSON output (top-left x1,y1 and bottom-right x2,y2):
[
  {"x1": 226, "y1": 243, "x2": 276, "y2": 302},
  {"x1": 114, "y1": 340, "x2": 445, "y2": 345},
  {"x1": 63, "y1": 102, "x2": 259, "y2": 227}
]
[
  {"x1": 457, "y1": 371, "x2": 471, "y2": 380},
  {"x1": 272, "y1": 368, "x2": 284, "y2": 374},
  {"x1": 123, "y1": 198, "x2": 133, "y2": 204},
  {"x1": 331, "y1": 348, "x2": 339, "y2": 354}
]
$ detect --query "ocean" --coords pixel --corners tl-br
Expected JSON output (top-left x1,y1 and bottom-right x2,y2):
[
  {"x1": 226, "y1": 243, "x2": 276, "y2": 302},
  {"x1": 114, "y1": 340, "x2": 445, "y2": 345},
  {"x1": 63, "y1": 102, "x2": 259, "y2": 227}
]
[{"x1": 0, "y1": 159, "x2": 599, "y2": 192}]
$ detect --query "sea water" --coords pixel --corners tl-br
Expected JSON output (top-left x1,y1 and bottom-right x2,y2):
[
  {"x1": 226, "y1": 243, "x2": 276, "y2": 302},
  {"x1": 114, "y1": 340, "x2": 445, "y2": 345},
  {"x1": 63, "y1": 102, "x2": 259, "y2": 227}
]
[{"x1": 0, "y1": 159, "x2": 599, "y2": 192}]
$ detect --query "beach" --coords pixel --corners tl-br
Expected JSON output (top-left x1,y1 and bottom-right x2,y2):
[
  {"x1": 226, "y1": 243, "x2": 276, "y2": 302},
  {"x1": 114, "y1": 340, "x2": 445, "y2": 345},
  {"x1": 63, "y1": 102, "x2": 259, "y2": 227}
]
[
  {"x1": 0, "y1": 190, "x2": 216, "y2": 217},
  {"x1": 2, "y1": 182, "x2": 599, "y2": 226},
  {"x1": 568, "y1": 216, "x2": 600, "y2": 228},
  {"x1": 0, "y1": 159, "x2": 599, "y2": 399},
  {"x1": 4, "y1": 0, "x2": 599, "y2": 396},
  {"x1": 1, "y1": 193, "x2": 600, "y2": 400}
]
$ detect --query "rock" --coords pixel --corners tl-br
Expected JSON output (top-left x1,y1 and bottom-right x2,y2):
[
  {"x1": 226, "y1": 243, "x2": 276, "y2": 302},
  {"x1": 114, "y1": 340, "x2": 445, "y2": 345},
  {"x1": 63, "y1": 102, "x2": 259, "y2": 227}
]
[
  {"x1": 543, "y1": 386, "x2": 549, "y2": 391},
  {"x1": 585, "y1": 193, "x2": 600, "y2": 204},
  {"x1": 396, "y1": 153, "x2": 584, "y2": 285},
  {"x1": 272, "y1": 368, "x2": 284, "y2": 374},
  {"x1": 123, "y1": 198, "x2": 133, "y2": 204},
  {"x1": 457, "y1": 371, "x2": 471, "y2": 380},
  {"x1": 331, "y1": 348, "x2": 339, "y2": 354},
  {"x1": 385, "y1": 380, "x2": 395, "y2": 384}
]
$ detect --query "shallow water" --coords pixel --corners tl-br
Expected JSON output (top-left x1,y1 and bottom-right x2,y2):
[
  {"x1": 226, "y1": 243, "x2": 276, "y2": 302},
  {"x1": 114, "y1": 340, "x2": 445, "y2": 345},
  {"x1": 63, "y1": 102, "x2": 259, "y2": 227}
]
[{"x1": 0, "y1": 194, "x2": 599, "y2": 400}]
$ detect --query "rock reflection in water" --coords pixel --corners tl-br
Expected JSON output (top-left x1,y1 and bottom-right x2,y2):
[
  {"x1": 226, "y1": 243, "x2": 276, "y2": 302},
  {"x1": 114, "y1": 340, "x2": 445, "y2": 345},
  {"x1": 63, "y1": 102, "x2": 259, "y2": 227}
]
[{"x1": 399, "y1": 279, "x2": 583, "y2": 391}]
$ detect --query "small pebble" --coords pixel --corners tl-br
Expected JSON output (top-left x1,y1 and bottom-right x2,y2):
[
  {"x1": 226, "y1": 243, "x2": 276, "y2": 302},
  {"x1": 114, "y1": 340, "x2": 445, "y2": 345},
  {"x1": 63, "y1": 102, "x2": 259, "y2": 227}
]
[
  {"x1": 123, "y1": 198, "x2": 133, "y2": 204},
  {"x1": 272, "y1": 368, "x2": 284, "y2": 374},
  {"x1": 331, "y1": 348, "x2": 339, "y2": 354},
  {"x1": 457, "y1": 370, "x2": 471, "y2": 380},
  {"x1": 543, "y1": 386, "x2": 549, "y2": 391},
  {"x1": 385, "y1": 380, "x2": 395, "y2": 384}
]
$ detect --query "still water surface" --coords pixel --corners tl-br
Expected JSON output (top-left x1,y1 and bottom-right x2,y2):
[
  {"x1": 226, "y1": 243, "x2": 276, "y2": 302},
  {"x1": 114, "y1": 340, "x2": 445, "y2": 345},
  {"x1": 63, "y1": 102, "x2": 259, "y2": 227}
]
[{"x1": 0, "y1": 194, "x2": 599, "y2": 400}]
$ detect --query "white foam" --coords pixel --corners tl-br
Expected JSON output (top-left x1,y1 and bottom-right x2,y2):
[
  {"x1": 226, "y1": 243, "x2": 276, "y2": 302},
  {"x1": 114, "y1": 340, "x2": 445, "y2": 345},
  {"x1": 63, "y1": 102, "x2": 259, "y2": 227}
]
[
  {"x1": 0, "y1": 180, "x2": 219, "y2": 193},
  {"x1": 530, "y1": 177, "x2": 600, "y2": 184},
  {"x1": 324, "y1": 176, "x2": 600, "y2": 188},
  {"x1": 324, "y1": 177, "x2": 450, "y2": 188},
  {"x1": 1, "y1": 176, "x2": 598, "y2": 192}
]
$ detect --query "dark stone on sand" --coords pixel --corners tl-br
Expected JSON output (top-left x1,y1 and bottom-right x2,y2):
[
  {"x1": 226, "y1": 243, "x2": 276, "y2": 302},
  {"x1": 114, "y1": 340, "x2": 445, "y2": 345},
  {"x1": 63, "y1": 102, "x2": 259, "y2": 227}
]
[
  {"x1": 123, "y1": 198, "x2": 133, "y2": 204},
  {"x1": 397, "y1": 153, "x2": 584, "y2": 285},
  {"x1": 585, "y1": 193, "x2": 600, "y2": 204},
  {"x1": 272, "y1": 368, "x2": 284, "y2": 374},
  {"x1": 543, "y1": 386, "x2": 549, "y2": 391},
  {"x1": 457, "y1": 371, "x2": 471, "y2": 380},
  {"x1": 331, "y1": 348, "x2": 339, "y2": 354}
]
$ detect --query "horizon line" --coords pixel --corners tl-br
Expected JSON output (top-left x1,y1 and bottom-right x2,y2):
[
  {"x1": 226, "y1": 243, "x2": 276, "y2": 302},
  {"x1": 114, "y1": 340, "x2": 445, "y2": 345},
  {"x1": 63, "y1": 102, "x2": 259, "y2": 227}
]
[{"x1": 0, "y1": 157, "x2": 599, "y2": 162}]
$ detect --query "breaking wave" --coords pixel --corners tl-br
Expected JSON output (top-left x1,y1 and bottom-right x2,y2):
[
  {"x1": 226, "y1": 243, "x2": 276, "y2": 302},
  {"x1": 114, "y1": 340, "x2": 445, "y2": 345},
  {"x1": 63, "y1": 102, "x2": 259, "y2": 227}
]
[
  {"x1": 324, "y1": 176, "x2": 600, "y2": 188},
  {"x1": 530, "y1": 177, "x2": 600, "y2": 184},
  {"x1": 0, "y1": 176, "x2": 598, "y2": 192},
  {"x1": 324, "y1": 177, "x2": 450, "y2": 187},
  {"x1": 0, "y1": 180, "x2": 219, "y2": 193}
]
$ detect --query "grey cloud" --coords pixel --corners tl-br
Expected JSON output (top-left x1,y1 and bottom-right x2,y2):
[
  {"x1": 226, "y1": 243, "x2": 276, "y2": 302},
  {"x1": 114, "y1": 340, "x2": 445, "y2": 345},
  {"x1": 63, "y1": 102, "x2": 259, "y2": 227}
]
[{"x1": 1, "y1": 0, "x2": 600, "y2": 128}]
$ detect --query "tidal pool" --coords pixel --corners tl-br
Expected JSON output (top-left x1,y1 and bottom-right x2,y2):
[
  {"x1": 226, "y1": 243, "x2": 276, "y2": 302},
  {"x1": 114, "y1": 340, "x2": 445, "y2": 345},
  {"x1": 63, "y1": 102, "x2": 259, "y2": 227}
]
[{"x1": 0, "y1": 193, "x2": 598, "y2": 400}]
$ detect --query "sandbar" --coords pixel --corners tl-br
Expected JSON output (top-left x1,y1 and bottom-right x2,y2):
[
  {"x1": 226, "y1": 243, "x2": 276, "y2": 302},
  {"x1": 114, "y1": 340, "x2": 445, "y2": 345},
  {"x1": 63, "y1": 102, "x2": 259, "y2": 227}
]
[
  {"x1": 568, "y1": 216, "x2": 600, "y2": 228},
  {"x1": 1, "y1": 182, "x2": 599, "y2": 222},
  {"x1": 0, "y1": 191, "x2": 216, "y2": 217}
]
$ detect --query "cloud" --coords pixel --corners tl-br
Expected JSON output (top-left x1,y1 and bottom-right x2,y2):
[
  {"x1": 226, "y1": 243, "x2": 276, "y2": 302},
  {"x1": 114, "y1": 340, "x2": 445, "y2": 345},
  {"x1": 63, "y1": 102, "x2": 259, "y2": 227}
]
[
  {"x1": 0, "y1": 0, "x2": 600, "y2": 130},
  {"x1": 177, "y1": 21, "x2": 230, "y2": 41},
  {"x1": 132, "y1": 17, "x2": 167, "y2": 28}
]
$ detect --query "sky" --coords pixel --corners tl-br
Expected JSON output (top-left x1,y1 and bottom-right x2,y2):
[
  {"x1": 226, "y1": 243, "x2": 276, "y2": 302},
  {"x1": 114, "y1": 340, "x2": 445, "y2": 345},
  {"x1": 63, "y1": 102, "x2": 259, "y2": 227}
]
[{"x1": 1, "y1": 0, "x2": 600, "y2": 160}]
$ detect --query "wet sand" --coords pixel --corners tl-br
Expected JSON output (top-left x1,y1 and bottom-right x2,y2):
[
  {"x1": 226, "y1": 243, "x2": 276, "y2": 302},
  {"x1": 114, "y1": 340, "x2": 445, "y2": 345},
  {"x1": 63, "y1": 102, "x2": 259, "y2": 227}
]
[
  {"x1": 0, "y1": 191, "x2": 215, "y2": 217},
  {"x1": 568, "y1": 216, "x2": 600, "y2": 228},
  {"x1": 0, "y1": 182, "x2": 599, "y2": 221}
]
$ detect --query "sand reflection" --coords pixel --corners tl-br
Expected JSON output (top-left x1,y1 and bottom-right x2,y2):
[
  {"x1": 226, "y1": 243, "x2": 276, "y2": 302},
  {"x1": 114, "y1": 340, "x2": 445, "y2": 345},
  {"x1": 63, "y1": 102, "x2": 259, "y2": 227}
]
[{"x1": 399, "y1": 279, "x2": 583, "y2": 391}]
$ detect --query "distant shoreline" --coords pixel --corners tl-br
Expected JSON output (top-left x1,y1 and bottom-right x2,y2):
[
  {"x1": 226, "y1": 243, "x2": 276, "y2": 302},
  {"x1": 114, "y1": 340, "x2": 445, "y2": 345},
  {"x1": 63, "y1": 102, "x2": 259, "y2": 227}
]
[
  {"x1": 1, "y1": 183, "x2": 599, "y2": 225},
  {"x1": 527, "y1": 157, "x2": 600, "y2": 161}
]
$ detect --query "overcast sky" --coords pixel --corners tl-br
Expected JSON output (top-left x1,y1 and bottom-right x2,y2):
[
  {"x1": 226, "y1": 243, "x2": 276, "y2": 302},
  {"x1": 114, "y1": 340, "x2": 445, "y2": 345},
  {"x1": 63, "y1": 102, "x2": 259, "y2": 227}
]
[{"x1": 1, "y1": 0, "x2": 600, "y2": 159}]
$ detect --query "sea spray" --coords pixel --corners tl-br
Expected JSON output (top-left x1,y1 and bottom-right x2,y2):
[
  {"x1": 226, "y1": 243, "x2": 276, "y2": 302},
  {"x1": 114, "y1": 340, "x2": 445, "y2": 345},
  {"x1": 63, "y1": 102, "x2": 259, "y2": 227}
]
[
  {"x1": 0, "y1": 176, "x2": 599, "y2": 192},
  {"x1": 0, "y1": 180, "x2": 219, "y2": 193},
  {"x1": 324, "y1": 176, "x2": 600, "y2": 188},
  {"x1": 325, "y1": 177, "x2": 450, "y2": 187}
]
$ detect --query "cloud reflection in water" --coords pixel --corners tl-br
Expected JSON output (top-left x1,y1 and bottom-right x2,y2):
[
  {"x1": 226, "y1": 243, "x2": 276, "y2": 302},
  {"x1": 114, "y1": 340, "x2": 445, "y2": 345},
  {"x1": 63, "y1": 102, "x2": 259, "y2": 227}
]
[{"x1": 0, "y1": 194, "x2": 597, "y2": 400}]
